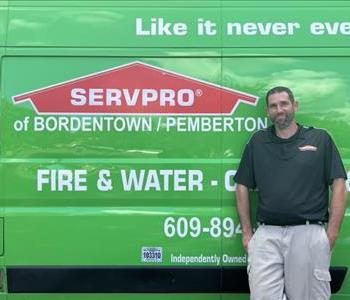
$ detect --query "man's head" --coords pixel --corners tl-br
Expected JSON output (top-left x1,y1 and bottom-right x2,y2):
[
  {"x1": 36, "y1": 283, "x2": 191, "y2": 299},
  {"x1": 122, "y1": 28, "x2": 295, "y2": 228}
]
[{"x1": 265, "y1": 86, "x2": 298, "y2": 130}]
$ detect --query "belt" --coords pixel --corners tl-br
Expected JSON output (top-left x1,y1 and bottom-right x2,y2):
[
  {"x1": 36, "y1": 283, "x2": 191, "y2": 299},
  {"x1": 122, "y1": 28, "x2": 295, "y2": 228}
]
[{"x1": 258, "y1": 220, "x2": 326, "y2": 226}]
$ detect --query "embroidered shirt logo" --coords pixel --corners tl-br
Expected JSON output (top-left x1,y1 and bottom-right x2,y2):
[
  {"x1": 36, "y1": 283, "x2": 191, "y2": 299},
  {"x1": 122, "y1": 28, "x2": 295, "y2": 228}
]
[{"x1": 298, "y1": 145, "x2": 318, "y2": 151}]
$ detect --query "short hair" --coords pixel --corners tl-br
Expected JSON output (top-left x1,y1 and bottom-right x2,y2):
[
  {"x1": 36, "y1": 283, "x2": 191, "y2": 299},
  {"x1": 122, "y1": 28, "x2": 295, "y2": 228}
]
[{"x1": 265, "y1": 86, "x2": 295, "y2": 105}]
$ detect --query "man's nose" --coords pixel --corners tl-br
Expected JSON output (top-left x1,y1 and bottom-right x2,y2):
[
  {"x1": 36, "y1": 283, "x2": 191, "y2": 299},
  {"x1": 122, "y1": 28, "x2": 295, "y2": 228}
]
[{"x1": 277, "y1": 105, "x2": 284, "y2": 113}]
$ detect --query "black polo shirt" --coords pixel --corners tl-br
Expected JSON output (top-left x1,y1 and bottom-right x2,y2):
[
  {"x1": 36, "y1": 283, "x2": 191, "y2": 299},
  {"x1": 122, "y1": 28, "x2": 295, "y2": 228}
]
[{"x1": 234, "y1": 124, "x2": 347, "y2": 225}]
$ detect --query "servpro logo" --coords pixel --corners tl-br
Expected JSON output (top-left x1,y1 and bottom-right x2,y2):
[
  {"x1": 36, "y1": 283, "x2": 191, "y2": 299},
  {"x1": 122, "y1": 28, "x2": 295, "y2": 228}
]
[
  {"x1": 12, "y1": 61, "x2": 258, "y2": 115},
  {"x1": 11, "y1": 62, "x2": 266, "y2": 133},
  {"x1": 70, "y1": 87, "x2": 198, "y2": 108}
]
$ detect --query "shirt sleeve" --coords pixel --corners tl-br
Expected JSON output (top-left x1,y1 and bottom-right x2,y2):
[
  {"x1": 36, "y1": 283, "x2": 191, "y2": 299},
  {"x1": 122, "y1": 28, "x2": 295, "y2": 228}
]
[
  {"x1": 234, "y1": 140, "x2": 256, "y2": 189},
  {"x1": 324, "y1": 132, "x2": 347, "y2": 185}
]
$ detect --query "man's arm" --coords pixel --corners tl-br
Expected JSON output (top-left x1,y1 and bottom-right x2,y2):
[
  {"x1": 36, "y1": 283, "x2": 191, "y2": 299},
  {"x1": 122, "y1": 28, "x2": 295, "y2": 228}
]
[
  {"x1": 327, "y1": 178, "x2": 348, "y2": 249},
  {"x1": 236, "y1": 183, "x2": 253, "y2": 251}
]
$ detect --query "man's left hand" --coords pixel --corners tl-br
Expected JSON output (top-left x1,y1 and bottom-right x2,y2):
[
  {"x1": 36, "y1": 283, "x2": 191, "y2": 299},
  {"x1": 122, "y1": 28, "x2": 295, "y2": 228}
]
[{"x1": 326, "y1": 230, "x2": 337, "y2": 250}]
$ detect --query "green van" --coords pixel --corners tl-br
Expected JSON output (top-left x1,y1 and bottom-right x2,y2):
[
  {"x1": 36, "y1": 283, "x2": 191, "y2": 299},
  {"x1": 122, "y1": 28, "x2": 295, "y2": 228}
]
[{"x1": 0, "y1": 0, "x2": 349, "y2": 299}]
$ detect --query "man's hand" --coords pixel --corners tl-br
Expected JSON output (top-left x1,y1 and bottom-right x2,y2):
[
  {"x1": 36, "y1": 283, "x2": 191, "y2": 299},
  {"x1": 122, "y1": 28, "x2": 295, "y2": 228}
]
[
  {"x1": 326, "y1": 230, "x2": 337, "y2": 250},
  {"x1": 235, "y1": 183, "x2": 253, "y2": 252},
  {"x1": 242, "y1": 231, "x2": 253, "y2": 252},
  {"x1": 327, "y1": 178, "x2": 348, "y2": 250}
]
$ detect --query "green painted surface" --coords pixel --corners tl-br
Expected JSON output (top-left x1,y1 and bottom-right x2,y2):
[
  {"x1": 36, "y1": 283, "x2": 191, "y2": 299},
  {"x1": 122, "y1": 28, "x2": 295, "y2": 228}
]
[
  {"x1": 5, "y1": 296, "x2": 220, "y2": 300},
  {"x1": 5, "y1": 2, "x2": 350, "y2": 48},
  {"x1": 0, "y1": 219, "x2": 3, "y2": 256},
  {"x1": 0, "y1": 1, "x2": 350, "y2": 299},
  {"x1": 0, "y1": 4, "x2": 8, "y2": 47}
]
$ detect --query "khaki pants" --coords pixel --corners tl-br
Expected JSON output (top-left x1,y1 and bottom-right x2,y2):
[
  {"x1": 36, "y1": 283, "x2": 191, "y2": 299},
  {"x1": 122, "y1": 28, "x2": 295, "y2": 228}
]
[{"x1": 247, "y1": 224, "x2": 331, "y2": 300}]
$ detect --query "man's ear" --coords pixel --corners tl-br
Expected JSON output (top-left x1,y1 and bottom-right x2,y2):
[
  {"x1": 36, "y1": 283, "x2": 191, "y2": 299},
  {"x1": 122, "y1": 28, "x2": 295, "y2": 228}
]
[{"x1": 294, "y1": 100, "x2": 299, "y2": 111}]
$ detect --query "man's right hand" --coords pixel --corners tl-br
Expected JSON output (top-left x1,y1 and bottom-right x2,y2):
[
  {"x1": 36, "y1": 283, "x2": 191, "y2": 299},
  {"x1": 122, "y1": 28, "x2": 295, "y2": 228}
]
[
  {"x1": 236, "y1": 184, "x2": 254, "y2": 252},
  {"x1": 242, "y1": 232, "x2": 253, "y2": 252}
]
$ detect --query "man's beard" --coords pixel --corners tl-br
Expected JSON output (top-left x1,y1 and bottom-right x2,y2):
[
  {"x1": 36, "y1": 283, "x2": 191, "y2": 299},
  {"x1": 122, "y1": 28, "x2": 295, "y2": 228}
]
[{"x1": 270, "y1": 111, "x2": 295, "y2": 129}]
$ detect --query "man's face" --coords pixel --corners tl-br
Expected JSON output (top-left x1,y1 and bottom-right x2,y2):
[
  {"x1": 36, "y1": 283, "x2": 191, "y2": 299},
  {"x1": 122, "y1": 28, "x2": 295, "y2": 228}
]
[{"x1": 267, "y1": 91, "x2": 298, "y2": 129}]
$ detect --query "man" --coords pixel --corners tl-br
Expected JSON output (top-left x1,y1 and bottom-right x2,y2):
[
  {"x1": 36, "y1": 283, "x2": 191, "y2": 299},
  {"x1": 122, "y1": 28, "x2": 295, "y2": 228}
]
[{"x1": 234, "y1": 86, "x2": 348, "y2": 300}]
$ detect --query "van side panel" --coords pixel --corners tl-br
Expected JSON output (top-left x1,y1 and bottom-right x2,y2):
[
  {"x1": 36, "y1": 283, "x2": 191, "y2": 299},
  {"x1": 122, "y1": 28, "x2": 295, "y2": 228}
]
[{"x1": 1, "y1": 1, "x2": 349, "y2": 299}]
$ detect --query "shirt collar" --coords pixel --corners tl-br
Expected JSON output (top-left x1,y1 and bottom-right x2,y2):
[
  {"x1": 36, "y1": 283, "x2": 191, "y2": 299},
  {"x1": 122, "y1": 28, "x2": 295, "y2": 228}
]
[{"x1": 266, "y1": 123, "x2": 305, "y2": 144}]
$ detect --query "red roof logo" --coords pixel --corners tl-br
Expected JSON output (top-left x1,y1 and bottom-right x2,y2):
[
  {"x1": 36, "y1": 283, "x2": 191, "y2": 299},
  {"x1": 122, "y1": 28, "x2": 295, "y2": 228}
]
[{"x1": 12, "y1": 61, "x2": 259, "y2": 115}]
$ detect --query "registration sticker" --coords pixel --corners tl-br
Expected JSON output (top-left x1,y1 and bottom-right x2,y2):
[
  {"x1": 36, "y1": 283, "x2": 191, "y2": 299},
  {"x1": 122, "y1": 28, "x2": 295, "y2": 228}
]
[{"x1": 141, "y1": 247, "x2": 163, "y2": 263}]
